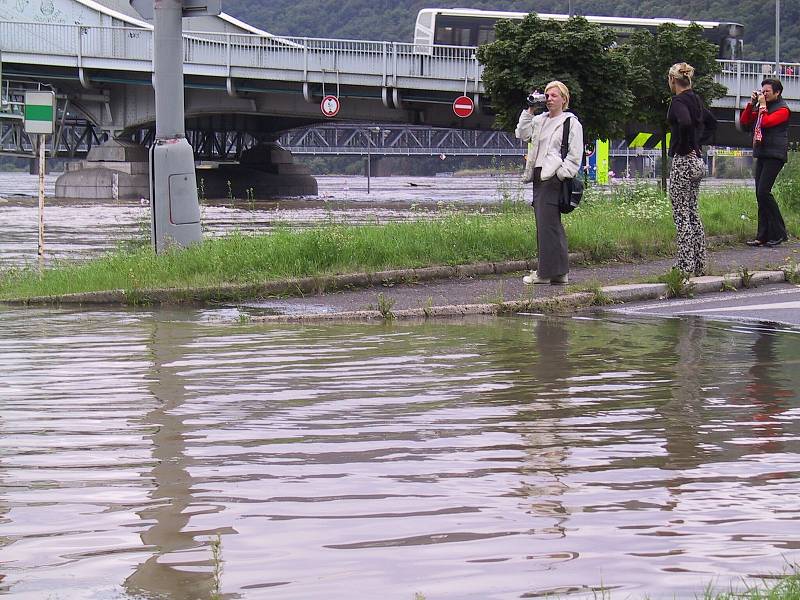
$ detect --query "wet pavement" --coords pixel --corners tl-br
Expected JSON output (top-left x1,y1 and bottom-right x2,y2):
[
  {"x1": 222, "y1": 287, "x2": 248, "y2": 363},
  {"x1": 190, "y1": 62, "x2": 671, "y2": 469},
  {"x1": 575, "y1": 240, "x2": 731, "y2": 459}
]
[{"x1": 232, "y1": 240, "x2": 800, "y2": 318}]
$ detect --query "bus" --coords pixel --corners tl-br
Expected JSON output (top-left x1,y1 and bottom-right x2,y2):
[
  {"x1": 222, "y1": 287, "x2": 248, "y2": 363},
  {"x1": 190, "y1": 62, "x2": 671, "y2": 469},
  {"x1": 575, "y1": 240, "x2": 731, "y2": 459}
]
[{"x1": 413, "y1": 8, "x2": 744, "y2": 60}]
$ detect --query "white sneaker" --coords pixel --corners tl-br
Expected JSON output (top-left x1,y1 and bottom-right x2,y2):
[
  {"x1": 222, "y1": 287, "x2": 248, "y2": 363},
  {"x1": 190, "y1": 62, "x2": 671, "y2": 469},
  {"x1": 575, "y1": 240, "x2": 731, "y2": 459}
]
[
  {"x1": 522, "y1": 271, "x2": 551, "y2": 285},
  {"x1": 550, "y1": 274, "x2": 569, "y2": 285}
]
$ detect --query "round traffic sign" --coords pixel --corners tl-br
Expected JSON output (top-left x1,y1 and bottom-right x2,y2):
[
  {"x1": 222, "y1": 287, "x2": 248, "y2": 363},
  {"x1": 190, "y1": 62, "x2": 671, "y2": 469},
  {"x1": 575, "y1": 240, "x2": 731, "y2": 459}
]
[
  {"x1": 452, "y1": 95, "x2": 474, "y2": 118},
  {"x1": 321, "y1": 95, "x2": 340, "y2": 118}
]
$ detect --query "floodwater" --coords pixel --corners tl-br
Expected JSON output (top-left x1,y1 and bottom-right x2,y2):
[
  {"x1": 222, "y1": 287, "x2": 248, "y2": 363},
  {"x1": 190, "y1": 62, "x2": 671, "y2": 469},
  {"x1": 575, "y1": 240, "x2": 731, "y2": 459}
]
[
  {"x1": 1, "y1": 308, "x2": 799, "y2": 599},
  {"x1": 0, "y1": 173, "x2": 525, "y2": 267}
]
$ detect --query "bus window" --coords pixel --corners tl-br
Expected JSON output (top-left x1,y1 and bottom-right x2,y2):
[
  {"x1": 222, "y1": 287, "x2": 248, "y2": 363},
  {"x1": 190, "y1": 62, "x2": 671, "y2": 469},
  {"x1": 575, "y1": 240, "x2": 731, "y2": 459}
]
[{"x1": 435, "y1": 26, "x2": 454, "y2": 45}]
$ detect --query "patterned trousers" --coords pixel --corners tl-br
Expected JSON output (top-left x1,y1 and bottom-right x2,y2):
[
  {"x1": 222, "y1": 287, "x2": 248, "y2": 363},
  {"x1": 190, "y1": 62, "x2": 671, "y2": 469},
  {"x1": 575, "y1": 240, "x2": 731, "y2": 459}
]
[{"x1": 668, "y1": 154, "x2": 707, "y2": 276}]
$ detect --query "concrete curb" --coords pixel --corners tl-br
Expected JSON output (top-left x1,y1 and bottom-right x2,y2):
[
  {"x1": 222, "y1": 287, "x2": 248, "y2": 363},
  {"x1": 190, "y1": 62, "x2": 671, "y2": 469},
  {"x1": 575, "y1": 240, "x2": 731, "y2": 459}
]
[
  {"x1": 3, "y1": 252, "x2": 798, "y2": 317},
  {"x1": 248, "y1": 266, "x2": 800, "y2": 323}
]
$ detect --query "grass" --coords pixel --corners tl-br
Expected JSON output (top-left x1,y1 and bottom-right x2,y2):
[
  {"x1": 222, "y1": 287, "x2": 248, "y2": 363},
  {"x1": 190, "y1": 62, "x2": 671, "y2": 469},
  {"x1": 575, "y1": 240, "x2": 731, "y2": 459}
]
[{"x1": 0, "y1": 182, "x2": 796, "y2": 301}]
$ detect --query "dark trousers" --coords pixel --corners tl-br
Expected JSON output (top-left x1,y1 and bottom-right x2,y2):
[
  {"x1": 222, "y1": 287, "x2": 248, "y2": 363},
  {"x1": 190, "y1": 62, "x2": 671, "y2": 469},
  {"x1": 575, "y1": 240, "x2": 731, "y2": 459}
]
[
  {"x1": 532, "y1": 168, "x2": 568, "y2": 278},
  {"x1": 754, "y1": 158, "x2": 788, "y2": 242}
]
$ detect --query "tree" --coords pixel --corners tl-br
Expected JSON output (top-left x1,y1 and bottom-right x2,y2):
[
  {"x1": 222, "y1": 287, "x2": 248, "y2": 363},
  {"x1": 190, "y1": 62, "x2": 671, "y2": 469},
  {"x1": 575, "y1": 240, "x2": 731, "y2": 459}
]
[
  {"x1": 623, "y1": 23, "x2": 727, "y2": 189},
  {"x1": 475, "y1": 14, "x2": 634, "y2": 142}
]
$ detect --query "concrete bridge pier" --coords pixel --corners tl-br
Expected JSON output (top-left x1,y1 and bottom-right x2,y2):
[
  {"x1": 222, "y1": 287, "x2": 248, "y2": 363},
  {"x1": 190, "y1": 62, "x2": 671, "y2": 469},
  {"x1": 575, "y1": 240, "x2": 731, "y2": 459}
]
[
  {"x1": 55, "y1": 139, "x2": 150, "y2": 200},
  {"x1": 196, "y1": 142, "x2": 318, "y2": 200},
  {"x1": 54, "y1": 139, "x2": 317, "y2": 200}
]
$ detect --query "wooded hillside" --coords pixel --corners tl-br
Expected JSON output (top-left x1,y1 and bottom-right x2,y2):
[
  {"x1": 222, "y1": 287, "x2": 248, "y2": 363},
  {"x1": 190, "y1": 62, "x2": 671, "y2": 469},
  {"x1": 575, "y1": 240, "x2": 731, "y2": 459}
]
[{"x1": 221, "y1": 0, "x2": 799, "y2": 63}]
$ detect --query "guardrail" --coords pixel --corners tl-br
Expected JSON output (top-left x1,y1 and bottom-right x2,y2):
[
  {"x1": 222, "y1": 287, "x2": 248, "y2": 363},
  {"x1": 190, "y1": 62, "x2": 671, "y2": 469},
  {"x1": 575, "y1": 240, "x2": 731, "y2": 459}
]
[
  {"x1": 2, "y1": 21, "x2": 799, "y2": 101},
  {"x1": 0, "y1": 21, "x2": 482, "y2": 92}
]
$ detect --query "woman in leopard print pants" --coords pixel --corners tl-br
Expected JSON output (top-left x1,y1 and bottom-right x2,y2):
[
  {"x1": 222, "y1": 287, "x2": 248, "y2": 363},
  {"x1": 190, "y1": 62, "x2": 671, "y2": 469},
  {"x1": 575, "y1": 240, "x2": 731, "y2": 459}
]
[{"x1": 667, "y1": 63, "x2": 711, "y2": 276}]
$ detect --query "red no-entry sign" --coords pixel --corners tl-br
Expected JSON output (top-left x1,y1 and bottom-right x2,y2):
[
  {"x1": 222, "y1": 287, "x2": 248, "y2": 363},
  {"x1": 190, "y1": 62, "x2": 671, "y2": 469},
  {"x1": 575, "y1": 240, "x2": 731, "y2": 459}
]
[{"x1": 453, "y1": 95, "x2": 474, "y2": 118}]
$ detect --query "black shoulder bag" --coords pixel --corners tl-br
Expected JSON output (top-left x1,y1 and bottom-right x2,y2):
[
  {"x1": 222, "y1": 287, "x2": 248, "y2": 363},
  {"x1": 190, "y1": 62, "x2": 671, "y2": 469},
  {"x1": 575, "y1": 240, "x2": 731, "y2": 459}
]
[{"x1": 559, "y1": 117, "x2": 584, "y2": 214}]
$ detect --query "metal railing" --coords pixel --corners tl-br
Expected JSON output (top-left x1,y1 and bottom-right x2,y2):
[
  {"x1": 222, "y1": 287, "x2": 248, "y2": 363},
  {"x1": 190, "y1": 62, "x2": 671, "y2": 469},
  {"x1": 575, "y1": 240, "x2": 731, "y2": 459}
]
[
  {"x1": 0, "y1": 21, "x2": 482, "y2": 91},
  {"x1": 2, "y1": 21, "x2": 799, "y2": 101}
]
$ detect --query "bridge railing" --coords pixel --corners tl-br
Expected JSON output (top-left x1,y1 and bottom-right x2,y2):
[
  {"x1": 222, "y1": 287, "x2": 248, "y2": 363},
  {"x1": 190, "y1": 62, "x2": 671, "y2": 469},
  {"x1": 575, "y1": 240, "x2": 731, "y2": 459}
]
[
  {"x1": 2, "y1": 21, "x2": 799, "y2": 102},
  {"x1": 1, "y1": 21, "x2": 482, "y2": 89}
]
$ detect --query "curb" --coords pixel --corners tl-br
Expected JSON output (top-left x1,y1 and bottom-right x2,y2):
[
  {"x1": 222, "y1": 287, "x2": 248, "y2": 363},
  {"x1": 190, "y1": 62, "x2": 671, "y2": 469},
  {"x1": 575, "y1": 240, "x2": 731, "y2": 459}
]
[{"x1": 248, "y1": 266, "x2": 800, "y2": 323}]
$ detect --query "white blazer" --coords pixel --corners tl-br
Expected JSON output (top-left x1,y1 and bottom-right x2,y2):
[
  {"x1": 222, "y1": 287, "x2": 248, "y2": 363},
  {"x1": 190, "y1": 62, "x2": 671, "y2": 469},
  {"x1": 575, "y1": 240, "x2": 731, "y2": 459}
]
[{"x1": 515, "y1": 109, "x2": 584, "y2": 181}]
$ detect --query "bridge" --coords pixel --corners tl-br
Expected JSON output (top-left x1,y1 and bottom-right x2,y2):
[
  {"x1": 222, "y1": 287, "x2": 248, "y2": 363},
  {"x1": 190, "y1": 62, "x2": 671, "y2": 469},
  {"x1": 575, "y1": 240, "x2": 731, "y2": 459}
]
[{"x1": 2, "y1": 5, "x2": 800, "y2": 198}]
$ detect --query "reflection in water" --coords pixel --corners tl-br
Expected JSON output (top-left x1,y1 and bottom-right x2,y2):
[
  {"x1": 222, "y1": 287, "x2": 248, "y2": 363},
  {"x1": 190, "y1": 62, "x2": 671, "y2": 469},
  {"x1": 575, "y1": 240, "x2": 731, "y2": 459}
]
[
  {"x1": 0, "y1": 309, "x2": 799, "y2": 599},
  {"x1": 124, "y1": 318, "x2": 225, "y2": 600}
]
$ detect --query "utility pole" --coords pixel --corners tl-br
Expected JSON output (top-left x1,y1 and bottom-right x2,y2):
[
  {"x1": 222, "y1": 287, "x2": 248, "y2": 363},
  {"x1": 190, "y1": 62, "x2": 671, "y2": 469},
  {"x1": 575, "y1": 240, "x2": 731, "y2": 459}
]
[
  {"x1": 775, "y1": 0, "x2": 780, "y2": 74},
  {"x1": 131, "y1": 0, "x2": 220, "y2": 253}
]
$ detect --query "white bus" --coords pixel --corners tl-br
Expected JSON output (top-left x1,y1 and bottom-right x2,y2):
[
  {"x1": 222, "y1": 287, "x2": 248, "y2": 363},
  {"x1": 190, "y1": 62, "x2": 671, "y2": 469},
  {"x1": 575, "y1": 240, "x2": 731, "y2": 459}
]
[{"x1": 414, "y1": 8, "x2": 744, "y2": 60}]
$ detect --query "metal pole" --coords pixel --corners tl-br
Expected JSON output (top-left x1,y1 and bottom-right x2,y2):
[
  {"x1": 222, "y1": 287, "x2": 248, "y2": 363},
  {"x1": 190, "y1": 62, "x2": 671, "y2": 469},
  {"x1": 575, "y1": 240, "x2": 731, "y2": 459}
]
[
  {"x1": 37, "y1": 133, "x2": 45, "y2": 271},
  {"x1": 568, "y1": 0, "x2": 573, "y2": 17},
  {"x1": 775, "y1": 0, "x2": 780, "y2": 74},
  {"x1": 366, "y1": 130, "x2": 371, "y2": 194},
  {"x1": 154, "y1": 0, "x2": 184, "y2": 139}
]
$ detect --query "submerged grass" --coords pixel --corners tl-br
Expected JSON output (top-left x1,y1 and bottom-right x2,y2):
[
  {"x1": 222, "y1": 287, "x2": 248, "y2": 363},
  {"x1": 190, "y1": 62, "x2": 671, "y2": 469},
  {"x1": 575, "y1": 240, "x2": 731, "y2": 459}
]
[{"x1": 0, "y1": 182, "x2": 796, "y2": 301}]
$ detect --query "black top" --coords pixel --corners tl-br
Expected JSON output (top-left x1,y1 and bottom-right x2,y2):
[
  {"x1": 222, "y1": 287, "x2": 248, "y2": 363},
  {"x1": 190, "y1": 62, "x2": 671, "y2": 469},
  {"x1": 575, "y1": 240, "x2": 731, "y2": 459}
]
[{"x1": 667, "y1": 89, "x2": 715, "y2": 157}]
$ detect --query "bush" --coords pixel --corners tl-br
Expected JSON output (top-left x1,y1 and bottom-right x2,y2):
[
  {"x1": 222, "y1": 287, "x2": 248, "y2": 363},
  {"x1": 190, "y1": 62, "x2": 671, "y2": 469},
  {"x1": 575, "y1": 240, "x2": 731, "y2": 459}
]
[{"x1": 775, "y1": 150, "x2": 800, "y2": 211}]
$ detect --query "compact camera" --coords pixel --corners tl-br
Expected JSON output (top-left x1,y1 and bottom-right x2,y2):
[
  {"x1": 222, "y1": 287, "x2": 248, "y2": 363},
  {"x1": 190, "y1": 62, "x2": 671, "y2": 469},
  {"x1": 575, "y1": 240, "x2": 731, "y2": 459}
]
[{"x1": 526, "y1": 91, "x2": 547, "y2": 109}]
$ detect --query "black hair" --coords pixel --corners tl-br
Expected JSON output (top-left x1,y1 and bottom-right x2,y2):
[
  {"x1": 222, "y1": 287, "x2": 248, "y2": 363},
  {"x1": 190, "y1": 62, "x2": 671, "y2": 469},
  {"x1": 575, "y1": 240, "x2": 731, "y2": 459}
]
[{"x1": 761, "y1": 78, "x2": 783, "y2": 95}]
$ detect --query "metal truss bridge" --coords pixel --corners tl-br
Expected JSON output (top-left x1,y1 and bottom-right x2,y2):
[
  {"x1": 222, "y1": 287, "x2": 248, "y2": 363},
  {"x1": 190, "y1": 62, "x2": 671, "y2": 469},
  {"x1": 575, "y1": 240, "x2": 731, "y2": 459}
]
[{"x1": 276, "y1": 124, "x2": 522, "y2": 157}]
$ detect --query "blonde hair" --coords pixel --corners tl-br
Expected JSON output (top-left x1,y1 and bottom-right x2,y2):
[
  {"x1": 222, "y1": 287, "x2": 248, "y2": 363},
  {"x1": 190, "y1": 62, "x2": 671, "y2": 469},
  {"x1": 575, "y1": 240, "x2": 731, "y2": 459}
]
[
  {"x1": 669, "y1": 62, "x2": 695, "y2": 87},
  {"x1": 544, "y1": 80, "x2": 570, "y2": 110}
]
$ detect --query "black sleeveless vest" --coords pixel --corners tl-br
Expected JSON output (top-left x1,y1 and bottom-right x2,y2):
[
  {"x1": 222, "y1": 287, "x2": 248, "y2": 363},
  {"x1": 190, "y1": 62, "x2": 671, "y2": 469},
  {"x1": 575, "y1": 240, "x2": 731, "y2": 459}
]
[{"x1": 754, "y1": 98, "x2": 790, "y2": 162}]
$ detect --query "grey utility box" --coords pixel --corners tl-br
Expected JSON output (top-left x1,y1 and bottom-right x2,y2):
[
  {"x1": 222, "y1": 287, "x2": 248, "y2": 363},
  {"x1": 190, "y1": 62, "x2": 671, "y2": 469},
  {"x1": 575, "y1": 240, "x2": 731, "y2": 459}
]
[{"x1": 149, "y1": 138, "x2": 202, "y2": 253}]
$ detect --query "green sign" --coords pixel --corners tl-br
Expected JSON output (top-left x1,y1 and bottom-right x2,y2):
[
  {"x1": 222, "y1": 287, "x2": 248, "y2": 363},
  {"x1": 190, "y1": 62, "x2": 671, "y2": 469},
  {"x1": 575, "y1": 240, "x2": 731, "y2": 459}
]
[{"x1": 24, "y1": 91, "x2": 55, "y2": 134}]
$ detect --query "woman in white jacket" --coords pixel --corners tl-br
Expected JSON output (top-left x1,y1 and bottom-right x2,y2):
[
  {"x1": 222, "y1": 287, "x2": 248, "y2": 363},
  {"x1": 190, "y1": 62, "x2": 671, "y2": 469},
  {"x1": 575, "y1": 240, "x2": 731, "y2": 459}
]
[{"x1": 515, "y1": 80, "x2": 583, "y2": 285}]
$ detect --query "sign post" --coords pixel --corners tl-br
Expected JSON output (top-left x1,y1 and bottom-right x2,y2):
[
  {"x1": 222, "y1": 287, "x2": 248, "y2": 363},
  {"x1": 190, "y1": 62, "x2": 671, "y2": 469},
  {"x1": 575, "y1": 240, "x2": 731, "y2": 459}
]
[{"x1": 24, "y1": 90, "x2": 55, "y2": 270}]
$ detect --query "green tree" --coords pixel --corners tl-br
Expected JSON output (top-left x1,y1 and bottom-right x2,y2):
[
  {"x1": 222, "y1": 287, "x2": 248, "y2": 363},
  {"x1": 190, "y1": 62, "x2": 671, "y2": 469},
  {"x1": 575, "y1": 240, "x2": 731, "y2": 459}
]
[
  {"x1": 476, "y1": 14, "x2": 633, "y2": 142},
  {"x1": 623, "y1": 23, "x2": 727, "y2": 189}
]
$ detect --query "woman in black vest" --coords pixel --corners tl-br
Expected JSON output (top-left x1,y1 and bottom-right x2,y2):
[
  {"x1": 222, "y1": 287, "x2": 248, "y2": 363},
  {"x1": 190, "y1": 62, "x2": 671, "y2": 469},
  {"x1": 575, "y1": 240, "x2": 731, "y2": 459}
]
[{"x1": 739, "y1": 78, "x2": 790, "y2": 247}]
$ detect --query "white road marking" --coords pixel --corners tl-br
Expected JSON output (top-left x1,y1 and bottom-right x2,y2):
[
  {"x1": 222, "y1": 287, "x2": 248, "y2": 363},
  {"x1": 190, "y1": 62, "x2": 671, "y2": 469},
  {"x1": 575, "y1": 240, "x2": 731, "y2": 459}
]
[{"x1": 683, "y1": 301, "x2": 800, "y2": 313}]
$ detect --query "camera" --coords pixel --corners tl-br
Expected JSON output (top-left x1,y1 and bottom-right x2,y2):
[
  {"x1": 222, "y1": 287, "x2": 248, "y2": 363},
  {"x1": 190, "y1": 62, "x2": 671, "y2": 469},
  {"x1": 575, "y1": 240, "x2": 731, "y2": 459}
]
[{"x1": 526, "y1": 91, "x2": 547, "y2": 109}]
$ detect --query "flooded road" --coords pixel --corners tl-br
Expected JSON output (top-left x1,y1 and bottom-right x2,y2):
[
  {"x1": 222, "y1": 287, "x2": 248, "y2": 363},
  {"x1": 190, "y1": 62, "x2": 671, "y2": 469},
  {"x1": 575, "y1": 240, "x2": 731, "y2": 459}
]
[{"x1": 1, "y1": 307, "x2": 798, "y2": 599}]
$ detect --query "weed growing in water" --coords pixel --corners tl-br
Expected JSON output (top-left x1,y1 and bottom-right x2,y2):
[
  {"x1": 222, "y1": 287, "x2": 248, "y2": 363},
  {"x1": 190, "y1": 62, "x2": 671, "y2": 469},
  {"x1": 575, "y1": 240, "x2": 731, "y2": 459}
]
[
  {"x1": 585, "y1": 282, "x2": 613, "y2": 306},
  {"x1": 662, "y1": 267, "x2": 695, "y2": 298},
  {"x1": 420, "y1": 296, "x2": 433, "y2": 318},
  {"x1": 376, "y1": 292, "x2": 395, "y2": 321},
  {"x1": 210, "y1": 534, "x2": 223, "y2": 600},
  {"x1": 783, "y1": 258, "x2": 800, "y2": 284},
  {"x1": 738, "y1": 266, "x2": 754, "y2": 288}
]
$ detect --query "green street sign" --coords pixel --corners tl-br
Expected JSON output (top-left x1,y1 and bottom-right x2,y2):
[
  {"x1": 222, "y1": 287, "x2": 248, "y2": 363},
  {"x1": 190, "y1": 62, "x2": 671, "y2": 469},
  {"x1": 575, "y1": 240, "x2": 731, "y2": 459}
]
[{"x1": 24, "y1": 91, "x2": 55, "y2": 134}]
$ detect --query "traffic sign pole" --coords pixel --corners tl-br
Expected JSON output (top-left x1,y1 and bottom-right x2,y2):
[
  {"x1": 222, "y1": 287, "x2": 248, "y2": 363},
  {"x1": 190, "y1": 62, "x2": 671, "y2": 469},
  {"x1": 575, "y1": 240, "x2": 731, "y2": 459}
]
[
  {"x1": 24, "y1": 91, "x2": 54, "y2": 270},
  {"x1": 37, "y1": 134, "x2": 45, "y2": 271}
]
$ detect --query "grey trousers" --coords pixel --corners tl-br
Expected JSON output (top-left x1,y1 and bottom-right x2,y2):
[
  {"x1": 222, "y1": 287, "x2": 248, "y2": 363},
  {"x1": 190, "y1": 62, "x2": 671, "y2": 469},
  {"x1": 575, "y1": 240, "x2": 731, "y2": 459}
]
[{"x1": 533, "y1": 170, "x2": 569, "y2": 278}]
